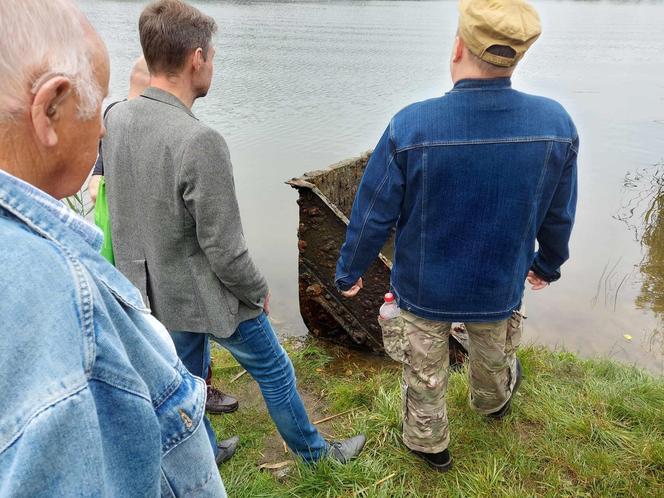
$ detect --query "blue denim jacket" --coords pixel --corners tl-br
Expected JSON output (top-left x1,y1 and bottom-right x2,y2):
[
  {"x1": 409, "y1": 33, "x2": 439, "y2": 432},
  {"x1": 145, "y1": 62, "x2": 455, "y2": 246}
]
[
  {"x1": 0, "y1": 170, "x2": 226, "y2": 497},
  {"x1": 336, "y1": 78, "x2": 578, "y2": 322}
]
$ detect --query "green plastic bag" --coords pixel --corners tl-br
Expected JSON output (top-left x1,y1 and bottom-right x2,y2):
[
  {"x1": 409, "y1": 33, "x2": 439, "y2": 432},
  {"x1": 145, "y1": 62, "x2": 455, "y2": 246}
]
[{"x1": 94, "y1": 176, "x2": 115, "y2": 265}]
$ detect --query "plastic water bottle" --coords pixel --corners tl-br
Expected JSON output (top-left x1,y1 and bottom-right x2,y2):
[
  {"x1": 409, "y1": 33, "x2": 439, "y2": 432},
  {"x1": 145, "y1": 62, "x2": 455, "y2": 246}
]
[{"x1": 379, "y1": 292, "x2": 400, "y2": 320}]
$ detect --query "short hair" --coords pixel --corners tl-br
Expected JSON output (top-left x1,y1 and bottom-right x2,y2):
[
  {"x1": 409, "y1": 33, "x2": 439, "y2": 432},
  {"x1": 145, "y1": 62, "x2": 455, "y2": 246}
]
[
  {"x1": 139, "y1": 0, "x2": 218, "y2": 76},
  {"x1": 0, "y1": 0, "x2": 102, "y2": 124}
]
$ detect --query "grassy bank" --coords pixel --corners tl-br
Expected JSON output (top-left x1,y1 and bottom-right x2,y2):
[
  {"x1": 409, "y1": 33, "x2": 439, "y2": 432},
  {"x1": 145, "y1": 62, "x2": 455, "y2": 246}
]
[{"x1": 208, "y1": 339, "x2": 663, "y2": 497}]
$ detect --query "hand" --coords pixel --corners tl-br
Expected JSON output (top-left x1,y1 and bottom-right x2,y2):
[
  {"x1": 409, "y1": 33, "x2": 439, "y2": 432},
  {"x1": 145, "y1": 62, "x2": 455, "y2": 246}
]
[
  {"x1": 340, "y1": 278, "x2": 363, "y2": 298},
  {"x1": 263, "y1": 291, "x2": 271, "y2": 315},
  {"x1": 527, "y1": 271, "x2": 549, "y2": 291}
]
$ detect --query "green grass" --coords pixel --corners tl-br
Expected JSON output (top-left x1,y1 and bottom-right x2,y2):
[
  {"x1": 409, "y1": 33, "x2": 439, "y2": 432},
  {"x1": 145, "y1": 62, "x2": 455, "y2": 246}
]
[{"x1": 208, "y1": 340, "x2": 664, "y2": 497}]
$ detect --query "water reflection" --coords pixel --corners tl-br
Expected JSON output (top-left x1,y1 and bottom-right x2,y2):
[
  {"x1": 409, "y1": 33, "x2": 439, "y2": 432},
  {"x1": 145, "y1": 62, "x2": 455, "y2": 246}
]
[{"x1": 617, "y1": 164, "x2": 664, "y2": 360}]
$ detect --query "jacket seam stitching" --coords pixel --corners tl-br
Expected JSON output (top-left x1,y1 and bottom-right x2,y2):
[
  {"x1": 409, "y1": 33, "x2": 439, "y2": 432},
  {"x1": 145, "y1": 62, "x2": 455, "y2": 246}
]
[
  {"x1": 0, "y1": 195, "x2": 145, "y2": 312},
  {"x1": 0, "y1": 196, "x2": 97, "y2": 373},
  {"x1": 418, "y1": 150, "x2": 427, "y2": 304},
  {"x1": 152, "y1": 367, "x2": 183, "y2": 410},
  {"x1": 0, "y1": 383, "x2": 88, "y2": 455},
  {"x1": 509, "y1": 140, "x2": 554, "y2": 298},
  {"x1": 88, "y1": 375, "x2": 153, "y2": 403},
  {"x1": 74, "y1": 262, "x2": 96, "y2": 375},
  {"x1": 398, "y1": 295, "x2": 517, "y2": 316},
  {"x1": 175, "y1": 128, "x2": 205, "y2": 191},
  {"x1": 395, "y1": 136, "x2": 573, "y2": 153},
  {"x1": 448, "y1": 86, "x2": 511, "y2": 93},
  {"x1": 345, "y1": 156, "x2": 393, "y2": 272},
  {"x1": 95, "y1": 276, "x2": 150, "y2": 311}
]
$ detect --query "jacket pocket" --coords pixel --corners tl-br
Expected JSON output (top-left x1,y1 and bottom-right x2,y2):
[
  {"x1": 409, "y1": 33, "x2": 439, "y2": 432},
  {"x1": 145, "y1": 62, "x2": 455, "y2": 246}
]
[
  {"x1": 187, "y1": 254, "x2": 239, "y2": 317},
  {"x1": 158, "y1": 365, "x2": 226, "y2": 497},
  {"x1": 379, "y1": 315, "x2": 408, "y2": 364}
]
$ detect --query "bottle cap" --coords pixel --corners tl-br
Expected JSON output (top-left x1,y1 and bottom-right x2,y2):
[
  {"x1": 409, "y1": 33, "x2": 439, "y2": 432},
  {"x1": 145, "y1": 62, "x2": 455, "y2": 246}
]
[{"x1": 384, "y1": 292, "x2": 395, "y2": 303}]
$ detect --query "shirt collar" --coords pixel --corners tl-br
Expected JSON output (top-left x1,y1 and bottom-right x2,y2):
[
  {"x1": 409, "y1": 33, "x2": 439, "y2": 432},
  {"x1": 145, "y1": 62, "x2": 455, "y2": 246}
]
[
  {"x1": 450, "y1": 77, "x2": 512, "y2": 91},
  {"x1": 0, "y1": 169, "x2": 103, "y2": 251},
  {"x1": 140, "y1": 87, "x2": 198, "y2": 120}
]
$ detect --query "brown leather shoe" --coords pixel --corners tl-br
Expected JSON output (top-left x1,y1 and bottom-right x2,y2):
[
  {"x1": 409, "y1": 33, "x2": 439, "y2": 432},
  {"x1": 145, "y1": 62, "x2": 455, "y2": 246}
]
[{"x1": 206, "y1": 386, "x2": 239, "y2": 414}]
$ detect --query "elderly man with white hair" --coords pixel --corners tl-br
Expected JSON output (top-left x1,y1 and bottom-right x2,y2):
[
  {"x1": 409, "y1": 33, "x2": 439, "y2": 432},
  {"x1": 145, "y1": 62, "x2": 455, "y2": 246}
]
[{"x1": 0, "y1": 1, "x2": 226, "y2": 496}]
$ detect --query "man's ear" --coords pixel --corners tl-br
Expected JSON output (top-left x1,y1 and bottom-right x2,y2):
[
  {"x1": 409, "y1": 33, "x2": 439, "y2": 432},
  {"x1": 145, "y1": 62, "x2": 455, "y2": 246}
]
[
  {"x1": 192, "y1": 47, "x2": 205, "y2": 72},
  {"x1": 452, "y1": 36, "x2": 464, "y2": 64},
  {"x1": 30, "y1": 76, "x2": 72, "y2": 147}
]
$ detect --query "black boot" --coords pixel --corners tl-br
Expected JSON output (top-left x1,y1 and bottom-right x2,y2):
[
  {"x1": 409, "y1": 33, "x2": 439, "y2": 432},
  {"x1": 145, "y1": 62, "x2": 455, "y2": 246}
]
[{"x1": 411, "y1": 448, "x2": 452, "y2": 472}]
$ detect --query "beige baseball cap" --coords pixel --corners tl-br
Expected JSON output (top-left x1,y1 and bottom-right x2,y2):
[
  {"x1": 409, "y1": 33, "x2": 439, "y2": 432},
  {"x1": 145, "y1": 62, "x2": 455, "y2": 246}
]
[{"x1": 458, "y1": 0, "x2": 542, "y2": 67}]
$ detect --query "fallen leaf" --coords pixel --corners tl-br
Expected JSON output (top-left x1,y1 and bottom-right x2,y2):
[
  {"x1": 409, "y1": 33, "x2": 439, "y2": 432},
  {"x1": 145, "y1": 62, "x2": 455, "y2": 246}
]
[
  {"x1": 345, "y1": 369, "x2": 353, "y2": 376},
  {"x1": 623, "y1": 334, "x2": 633, "y2": 341}
]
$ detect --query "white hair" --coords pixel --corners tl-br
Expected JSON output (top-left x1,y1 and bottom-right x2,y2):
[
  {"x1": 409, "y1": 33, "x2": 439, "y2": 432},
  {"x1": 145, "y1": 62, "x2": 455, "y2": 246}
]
[{"x1": 0, "y1": 0, "x2": 102, "y2": 124}]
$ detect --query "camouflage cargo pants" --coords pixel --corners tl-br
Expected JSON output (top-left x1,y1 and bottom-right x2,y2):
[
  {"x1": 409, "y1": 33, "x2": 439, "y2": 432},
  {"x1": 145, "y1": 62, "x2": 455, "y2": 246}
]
[{"x1": 380, "y1": 307, "x2": 525, "y2": 453}]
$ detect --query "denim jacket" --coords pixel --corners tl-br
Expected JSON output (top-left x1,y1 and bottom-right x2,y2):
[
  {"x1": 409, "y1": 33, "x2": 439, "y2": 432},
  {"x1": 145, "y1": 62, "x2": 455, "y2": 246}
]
[
  {"x1": 0, "y1": 170, "x2": 225, "y2": 497},
  {"x1": 336, "y1": 78, "x2": 578, "y2": 322}
]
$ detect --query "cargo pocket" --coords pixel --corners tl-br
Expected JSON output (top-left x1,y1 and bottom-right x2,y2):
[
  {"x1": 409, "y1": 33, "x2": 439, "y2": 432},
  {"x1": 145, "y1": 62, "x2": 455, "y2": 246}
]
[
  {"x1": 506, "y1": 305, "x2": 526, "y2": 356},
  {"x1": 379, "y1": 315, "x2": 408, "y2": 364}
]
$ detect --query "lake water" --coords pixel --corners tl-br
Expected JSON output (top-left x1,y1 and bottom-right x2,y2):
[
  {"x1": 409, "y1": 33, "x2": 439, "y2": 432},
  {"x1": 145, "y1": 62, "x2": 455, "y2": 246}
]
[{"x1": 82, "y1": 0, "x2": 664, "y2": 374}]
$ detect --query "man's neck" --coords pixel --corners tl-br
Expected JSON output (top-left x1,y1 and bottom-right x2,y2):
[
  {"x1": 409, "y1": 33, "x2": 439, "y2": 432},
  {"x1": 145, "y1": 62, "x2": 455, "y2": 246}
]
[
  {"x1": 451, "y1": 66, "x2": 513, "y2": 85},
  {"x1": 0, "y1": 132, "x2": 44, "y2": 192},
  {"x1": 149, "y1": 74, "x2": 196, "y2": 109}
]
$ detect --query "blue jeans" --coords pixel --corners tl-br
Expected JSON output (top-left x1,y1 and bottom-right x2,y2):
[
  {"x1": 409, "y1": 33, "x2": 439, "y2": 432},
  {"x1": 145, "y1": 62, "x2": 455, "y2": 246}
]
[{"x1": 171, "y1": 313, "x2": 328, "y2": 462}]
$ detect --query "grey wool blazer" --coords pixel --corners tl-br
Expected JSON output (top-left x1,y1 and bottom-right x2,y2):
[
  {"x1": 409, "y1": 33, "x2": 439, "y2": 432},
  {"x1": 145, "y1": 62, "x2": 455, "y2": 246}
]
[{"x1": 102, "y1": 87, "x2": 268, "y2": 337}]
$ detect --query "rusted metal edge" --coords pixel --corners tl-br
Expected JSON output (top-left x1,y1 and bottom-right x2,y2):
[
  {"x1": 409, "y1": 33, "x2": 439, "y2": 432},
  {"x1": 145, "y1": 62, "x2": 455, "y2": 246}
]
[
  {"x1": 288, "y1": 151, "x2": 373, "y2": 183},
  {"x1": 286, "y1": 175, "x2": 392, "y2": 270},
  {"x1": 286, "y1": 179, "x2": 350, "y2": 225}
]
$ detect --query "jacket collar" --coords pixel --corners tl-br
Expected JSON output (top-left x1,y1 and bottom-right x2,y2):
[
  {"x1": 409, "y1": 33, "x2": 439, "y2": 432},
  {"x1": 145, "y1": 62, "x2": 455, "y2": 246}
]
[
  {"x1": 0, "y1": 169, "x2": 148, "y2": 311},
  {"x1": 141, "y1": 87, "x2": 198, "y2": 120},
  {"x1": 450, "y1": 77, "x2": 512, "y2": 91},
  {"x1": 0, "y1": 169, "x2": 103, "y2": 250}
]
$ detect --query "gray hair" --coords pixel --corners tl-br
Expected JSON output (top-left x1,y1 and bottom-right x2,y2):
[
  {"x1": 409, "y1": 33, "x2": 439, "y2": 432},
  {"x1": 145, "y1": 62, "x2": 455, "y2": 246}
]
[{"x1": 0, "y1": 0, "x2": 102, "y2": 124}]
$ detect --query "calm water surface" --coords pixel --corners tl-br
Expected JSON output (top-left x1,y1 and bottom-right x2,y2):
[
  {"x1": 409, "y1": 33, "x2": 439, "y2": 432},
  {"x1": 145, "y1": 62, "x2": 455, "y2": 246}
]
[{"x1": 82, "y1": 0, "x2": 664, "y2": 373}]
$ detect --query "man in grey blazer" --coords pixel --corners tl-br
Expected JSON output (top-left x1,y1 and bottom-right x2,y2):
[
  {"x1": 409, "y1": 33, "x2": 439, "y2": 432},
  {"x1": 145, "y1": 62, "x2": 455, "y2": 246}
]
[{"x1": 103, "y1": 0, "x2": 365, "y2": 466}]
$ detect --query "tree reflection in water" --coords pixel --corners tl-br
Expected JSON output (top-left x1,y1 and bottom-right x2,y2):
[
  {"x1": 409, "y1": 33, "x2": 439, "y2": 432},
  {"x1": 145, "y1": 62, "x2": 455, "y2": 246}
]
[{"x1": 617, "y1": 163, "x2": 664, "y2": 358}]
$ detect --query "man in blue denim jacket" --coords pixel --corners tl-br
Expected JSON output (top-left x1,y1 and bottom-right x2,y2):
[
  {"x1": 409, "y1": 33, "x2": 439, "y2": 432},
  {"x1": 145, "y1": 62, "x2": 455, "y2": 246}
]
[
  {"x1": 0, "y1": 1, "x2": 226, "y2": 495},
  {"x1": 336, "y1": 0, "x2": 577, "y2": 471}
]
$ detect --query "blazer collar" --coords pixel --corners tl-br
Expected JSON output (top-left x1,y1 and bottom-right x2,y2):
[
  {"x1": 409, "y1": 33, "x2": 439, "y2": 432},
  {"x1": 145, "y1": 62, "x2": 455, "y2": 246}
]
[{"x1": 141, "y1": 87, "x2": 198, "y2": 120}]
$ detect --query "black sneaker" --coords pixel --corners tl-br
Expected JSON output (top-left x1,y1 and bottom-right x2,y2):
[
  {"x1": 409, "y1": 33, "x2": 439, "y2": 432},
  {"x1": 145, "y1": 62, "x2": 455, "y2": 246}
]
[
  {"x1": 411, "y1": 448, "x2": 452, "y2": 472},
  {"x1": 488, "y1": 359, "x2": 523, "y2": 419}
]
